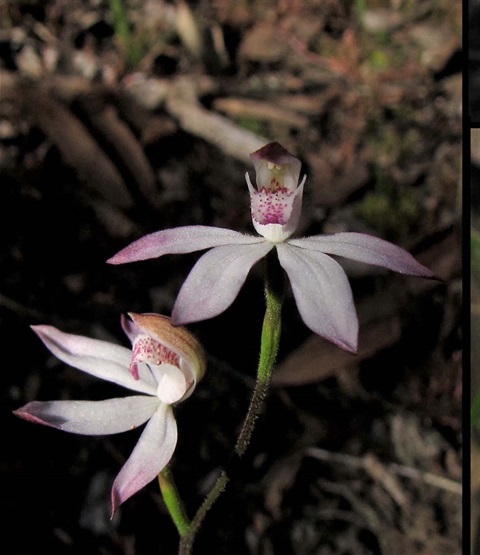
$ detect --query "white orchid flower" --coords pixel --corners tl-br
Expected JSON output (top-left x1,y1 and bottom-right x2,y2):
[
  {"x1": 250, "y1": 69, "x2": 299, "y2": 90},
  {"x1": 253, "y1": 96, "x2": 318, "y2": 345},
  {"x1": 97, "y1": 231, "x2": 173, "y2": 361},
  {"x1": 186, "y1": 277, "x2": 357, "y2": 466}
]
[
  {"x1": 108, "y1": 143, "x2": 436, "y2": 353},
  {"x1": 14, "y1": 313, "x2": 206, "y2": 515}
]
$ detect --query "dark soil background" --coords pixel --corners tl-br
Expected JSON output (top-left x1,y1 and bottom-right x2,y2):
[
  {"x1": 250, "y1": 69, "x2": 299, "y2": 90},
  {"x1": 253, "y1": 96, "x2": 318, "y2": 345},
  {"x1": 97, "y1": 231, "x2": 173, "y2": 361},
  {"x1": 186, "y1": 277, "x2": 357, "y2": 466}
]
[
  {"x1": 470, "y1": 0, "x2": 480, "y2": 120},
  {"x1": 1, "y1": 1, "x2": 461, "y2": 554},
  {"x1": 472, "y1": 131, "x2": 480, "y2": 555}
]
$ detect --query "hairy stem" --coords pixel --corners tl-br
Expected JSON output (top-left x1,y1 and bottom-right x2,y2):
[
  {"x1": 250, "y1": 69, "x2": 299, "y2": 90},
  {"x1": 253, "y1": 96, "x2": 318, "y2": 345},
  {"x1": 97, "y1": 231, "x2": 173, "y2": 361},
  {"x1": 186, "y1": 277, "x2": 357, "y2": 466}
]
[
  {"x1": 178, "y1": 471, "x2": 229, "y2": 555},
  {"x1": 178, "y1": 253, "x2": 284, "y2": 554},
  {"x1": 235, "y1": 254, "x2": 283, "y2": 456}
]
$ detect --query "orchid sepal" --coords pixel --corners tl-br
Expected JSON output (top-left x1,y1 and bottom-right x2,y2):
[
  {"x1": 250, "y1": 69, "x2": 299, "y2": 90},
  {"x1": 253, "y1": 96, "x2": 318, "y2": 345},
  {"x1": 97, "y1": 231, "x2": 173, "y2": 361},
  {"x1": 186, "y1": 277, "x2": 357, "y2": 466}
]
[
  {"x1": 107, "y1": 225, "x2": 264, "y2": 265},
  {"x1": 289, "y1": 232, "x2": 437, "y2": 279}
]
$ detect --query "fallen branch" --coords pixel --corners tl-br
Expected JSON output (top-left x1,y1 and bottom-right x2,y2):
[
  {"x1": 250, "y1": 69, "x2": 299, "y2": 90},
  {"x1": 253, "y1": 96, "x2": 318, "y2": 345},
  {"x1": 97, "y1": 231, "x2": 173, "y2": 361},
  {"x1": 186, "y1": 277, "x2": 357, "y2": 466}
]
[{"x1": 165, "y1": 77, "x2": 269, "y2": 163}]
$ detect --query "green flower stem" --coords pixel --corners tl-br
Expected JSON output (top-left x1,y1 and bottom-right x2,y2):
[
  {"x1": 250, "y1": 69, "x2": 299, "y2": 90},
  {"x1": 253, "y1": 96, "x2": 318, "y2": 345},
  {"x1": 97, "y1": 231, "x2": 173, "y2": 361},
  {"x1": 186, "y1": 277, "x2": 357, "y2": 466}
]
[
  {"x1": 158, "y1": 466, "x2": 191, "y2": 537},
  {"x1": 235, "y1": 254, "x2": 283, "y2": 456},
  {"x1": 178, "y1": 471, "x2": 229, "y2": 555},
  {"x1": 178, "y1": 253, "x2": 284, "y2": 554}
]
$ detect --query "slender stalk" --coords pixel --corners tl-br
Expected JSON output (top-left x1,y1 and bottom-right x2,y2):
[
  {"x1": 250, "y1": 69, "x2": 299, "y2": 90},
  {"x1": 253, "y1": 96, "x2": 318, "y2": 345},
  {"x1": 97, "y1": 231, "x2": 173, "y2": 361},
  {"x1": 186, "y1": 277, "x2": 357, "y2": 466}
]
[
  {"x1": 235, "y1": 254, "x2": 283, "y2": 456},
  {"x1": 178, "y1": 471, "x2": 229, "y2": 555},
  {"x1": 158, "y1": 466, "x2": 191, "y2": 537},
  {"x1": 178, "y1": 253, "x2": 284, "y2": 554}
]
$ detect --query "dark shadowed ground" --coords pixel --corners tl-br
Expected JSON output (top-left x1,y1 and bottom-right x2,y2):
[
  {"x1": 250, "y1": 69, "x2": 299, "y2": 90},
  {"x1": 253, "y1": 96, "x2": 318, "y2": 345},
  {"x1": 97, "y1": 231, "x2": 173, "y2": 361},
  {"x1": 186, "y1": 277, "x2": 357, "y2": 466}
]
[
  {"x1": 470, "y1": 0, "x2": 480, "y2": 121},
  {"x1": 472, "y1": 131, "x2": 480, "y2": 555},
  {"x1": 1, "y1": 1, "x2": 461, "y2": 554}
]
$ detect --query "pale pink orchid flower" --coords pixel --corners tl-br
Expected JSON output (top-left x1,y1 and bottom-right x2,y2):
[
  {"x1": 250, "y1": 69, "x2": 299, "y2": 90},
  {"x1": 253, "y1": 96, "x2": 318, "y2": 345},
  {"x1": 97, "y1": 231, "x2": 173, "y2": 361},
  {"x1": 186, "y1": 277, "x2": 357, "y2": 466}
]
[
  {"x1": 14, "y1": 313, "x2": 206, "y2": 515},
  {"x1": 108, "y1": 143, "x2": 436, "y2": 353}
]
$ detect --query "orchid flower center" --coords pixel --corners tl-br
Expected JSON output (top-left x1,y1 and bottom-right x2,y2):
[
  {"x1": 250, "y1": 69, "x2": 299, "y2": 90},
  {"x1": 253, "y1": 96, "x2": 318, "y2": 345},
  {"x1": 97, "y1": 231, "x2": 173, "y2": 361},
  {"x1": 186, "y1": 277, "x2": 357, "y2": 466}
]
[
  {"x1": 254, "y1": 187, "x2": 295, "y2": 225},
  {"x1": 129, "y1": 335, "x2": 180, "y2": 380},
  {"x1": 265, "y1": 162, "x2": 285, "y2": 191}
]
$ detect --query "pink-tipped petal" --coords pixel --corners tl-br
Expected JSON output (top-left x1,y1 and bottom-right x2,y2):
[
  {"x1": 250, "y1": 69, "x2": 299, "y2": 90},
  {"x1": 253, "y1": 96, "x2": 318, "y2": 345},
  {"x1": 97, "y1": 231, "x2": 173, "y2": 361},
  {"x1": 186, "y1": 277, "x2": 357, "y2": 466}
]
[
  {"x1": 172, "y1": 241, "x2": 273, "y2": 325},
  {"x1": 107, "y1": 225, "x2": 263, "y2": 264},
  {"x1": 276, "y1": 244, "x2": 358, "y2": 353},
  {"x1": 111, "y1": 403, "x2": 177, "y2": 515},
  {"x1": 13, "y1": 396, "x2": 160, "y2": 435},
  {"x1": 32, "y1": 325, "x2": 157, "y2": 395},
  {"x1": 289, "y1": 233, "x2": 437, "y2": 278}
]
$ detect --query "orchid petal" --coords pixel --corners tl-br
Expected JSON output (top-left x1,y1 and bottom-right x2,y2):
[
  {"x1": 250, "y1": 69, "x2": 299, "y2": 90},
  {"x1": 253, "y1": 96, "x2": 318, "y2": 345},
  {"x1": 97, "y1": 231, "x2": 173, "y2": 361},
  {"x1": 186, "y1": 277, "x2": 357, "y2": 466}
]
[
  {"x1": 111, "y1": 402, "x2": 177, "y2": 515},
  {"x1": 276, "y1": 243, "x2": 358, "y2": 353},
  {"x1": 107, "y1": 225, "x2": 264, "y2": 264},
  {"x1": 289, "y1": 233, "x2": 436, "y2": 278},
  {"x1": 172, "y1": 241, "x2": 273, "y2": 325},
  {"x1": 13, "y1": 396, "x2": 160, "y2": 435},
  {"x1": 32, "y1": 325, "x2": 158, "y2": 395}
]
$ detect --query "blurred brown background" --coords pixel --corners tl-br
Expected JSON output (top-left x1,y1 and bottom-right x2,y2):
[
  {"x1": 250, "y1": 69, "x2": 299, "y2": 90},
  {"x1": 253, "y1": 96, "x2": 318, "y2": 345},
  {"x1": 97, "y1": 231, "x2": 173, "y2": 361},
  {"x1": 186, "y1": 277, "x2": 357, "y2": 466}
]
[{"x1": 1, "y1": 1, "x2": 461, "y2": 554}]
